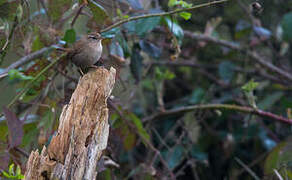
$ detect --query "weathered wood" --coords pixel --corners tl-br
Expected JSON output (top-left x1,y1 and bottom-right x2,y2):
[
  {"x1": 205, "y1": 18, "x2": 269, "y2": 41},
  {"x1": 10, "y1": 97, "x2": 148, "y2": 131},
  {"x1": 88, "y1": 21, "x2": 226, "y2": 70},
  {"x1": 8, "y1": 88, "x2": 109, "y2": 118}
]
[{"x1": 24, "y1": 67, "x2": 116, "y2": 180}]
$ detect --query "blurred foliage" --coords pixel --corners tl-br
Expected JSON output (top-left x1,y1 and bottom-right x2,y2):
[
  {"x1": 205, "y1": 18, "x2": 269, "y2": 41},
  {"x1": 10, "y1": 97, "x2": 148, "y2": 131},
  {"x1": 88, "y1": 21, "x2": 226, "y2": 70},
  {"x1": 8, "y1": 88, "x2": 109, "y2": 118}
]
[{"x1": 0, "y1": 0, "x2": 291, "y2": 179}]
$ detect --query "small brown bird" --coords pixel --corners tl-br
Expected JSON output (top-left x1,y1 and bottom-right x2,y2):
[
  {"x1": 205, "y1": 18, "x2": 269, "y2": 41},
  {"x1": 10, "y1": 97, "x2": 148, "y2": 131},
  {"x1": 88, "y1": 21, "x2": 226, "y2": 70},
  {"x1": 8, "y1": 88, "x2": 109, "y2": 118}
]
[{"x1": 67, "y1": 32, "x2": 103, "y2": 69}]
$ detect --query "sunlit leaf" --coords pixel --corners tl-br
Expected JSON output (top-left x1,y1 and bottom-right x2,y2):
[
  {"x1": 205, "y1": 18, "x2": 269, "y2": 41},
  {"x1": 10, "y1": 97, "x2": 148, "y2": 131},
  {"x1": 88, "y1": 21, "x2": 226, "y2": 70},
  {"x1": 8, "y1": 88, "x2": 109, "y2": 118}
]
[
  {"x1": 241, "y1": 79, "x2": 259, "y2": 92},
  {"x1": 179, "y1": 12, "x2": 191, "y2": 20},
  {"x1": 8, "y1": 69, "x2": 33, "y2": 81}
]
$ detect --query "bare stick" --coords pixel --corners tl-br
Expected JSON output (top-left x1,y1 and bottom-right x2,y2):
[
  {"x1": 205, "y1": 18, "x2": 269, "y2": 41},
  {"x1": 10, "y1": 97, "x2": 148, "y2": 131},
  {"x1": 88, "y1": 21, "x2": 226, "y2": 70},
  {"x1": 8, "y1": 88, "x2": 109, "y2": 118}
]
[
  {"x1": 183, "y1": 31, "x2": 292, "y2": 81},
  {"x1": 0, "y1": 45, "x2": 56, "y2": 78},
  {"x1": 142, "y1": 104, "x2": 292, "y2": 124},
  {"x1": 100, "y1": 0, "x2": 228, "y2": 33}
]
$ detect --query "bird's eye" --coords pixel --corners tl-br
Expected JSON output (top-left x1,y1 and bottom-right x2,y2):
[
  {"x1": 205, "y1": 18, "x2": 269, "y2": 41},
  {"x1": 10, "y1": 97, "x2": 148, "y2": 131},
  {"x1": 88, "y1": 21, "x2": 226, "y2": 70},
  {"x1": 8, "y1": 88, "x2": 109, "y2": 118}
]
[{"x1": 88, "y1": 35, "x2": 98, "y2": 40}]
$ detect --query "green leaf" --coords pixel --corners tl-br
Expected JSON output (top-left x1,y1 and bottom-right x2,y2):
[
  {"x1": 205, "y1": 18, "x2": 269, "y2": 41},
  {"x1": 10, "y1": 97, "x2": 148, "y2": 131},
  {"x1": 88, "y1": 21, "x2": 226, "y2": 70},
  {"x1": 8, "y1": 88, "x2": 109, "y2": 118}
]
[
  {"x1": 8, "y1": 69, "x2": 33, "y2": 81},
  {"x1": 48, "y1": 0, "x2": 72, "y2": 23},
  {"x1": 32, "y1": 34, "x2": 44, "y2": 51},
  {"x1": 155, "y1": 67, "x2": 175, "y2": 80},
  {"x1": 168, "y1": 0, "x2": 178, "y2": 7},
  {"x1": 264, "y1": 139, "x2": 292, "y2": 176},
  {"x1": 189, "y1": 88, "x2": 205, "y2": 104},
  {"x1": 241, "y1": 79, "x2": 259, "y2": 92},
  {"x1": 16, "y1": 4, "x2": 23, "y2": 22},
  {"x1": 115, "y1": 33, "x2": 130, "y2": 57},
  {"x1": 16, "y1": 165, "x2": 21, "y2": 176},
  {"x1": 179, "y1": 12, "x2": 191, "y2": 20},
  {"x1": 163, "y1": 17, "x2": 184, "y2": 44},
  {"x1": 218, "y1": 61, "x2": 235, "y2": 83},
  {"x1": 110, "y1": 40, "x2": 124, "y2": 58},
  {"x1": 258, "y1": 92, "x2": 284, "y2": 110},
  {"x1": 168, "y1": 0, "x2": 192, "y2": 8},
  {"x1": 139, "y1": 40, "x2": 161, "y2": 59},
  {"x1": 101, "y1": 27, "x2": 120, "y2": 39},
  {"x1": 9, "y1": 163, "x2": 14, "y2": 175},
  {"x1": 63, "y1": 29, "x2": 76, "y2": 44},
  {"x1": 130, "y1": 43, "x2": 143, "y2": 83},
  {"x1": 162, "y1": 145, "x2": 184, "y2": 169},
  {"x1": 281, "y1": 12, "x2": 292, "y2": 42},
  {"x1": 123, "y1": 16, "x2": 161, "y2": 36},
  {"x1": 190, "y1": 145, "x2": 208, "y2": 161},
  {"x1": 128, "y1": 113, "x2": 150, "y2": 142},
  {"x1": 2, "y1": 170, "x2": 12, "y2": 178},
  {"x1": 88, "y1": 0, "x2": 109, "y2": 27}
]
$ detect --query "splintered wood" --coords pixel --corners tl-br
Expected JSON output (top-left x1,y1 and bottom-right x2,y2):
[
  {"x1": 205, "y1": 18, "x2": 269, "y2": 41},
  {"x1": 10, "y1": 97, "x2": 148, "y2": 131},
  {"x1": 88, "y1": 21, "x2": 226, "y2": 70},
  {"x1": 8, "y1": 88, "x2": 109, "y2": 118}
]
[{"x1": 24, "y1": 67, "x2": 116, "y2": 180}]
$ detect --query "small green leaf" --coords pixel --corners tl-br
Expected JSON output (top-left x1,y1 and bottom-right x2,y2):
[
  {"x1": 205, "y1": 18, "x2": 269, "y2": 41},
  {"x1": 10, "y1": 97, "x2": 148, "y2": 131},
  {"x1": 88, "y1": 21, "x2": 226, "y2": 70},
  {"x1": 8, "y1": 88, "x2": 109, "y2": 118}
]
[
  {"x1": 168, "y1": 0, "x2": 192, "y2": 8},
  {"x1": 9, "y1": 163, "x2": 14, "y2": 175},
  {"x1": 63, "y1": 29, "x2": 76, "y2": 44},
  {"x1": 2, "y1": 171, "x2": 12, "y2": 178},
  {"x1": 128, "y1": 113, "x2": 150, "y2": 142},
  {"x1": 8, "y1": 69, "x2": 33, "y2": 81},
  {"x1": 16, "y1": 4, "x2": 23, "y2": 22},
  {"x1": 155, "y1": 67, "x2": 175, "y2": 80},
  {"x1": 32, "y1": 35, "x2": 44, "y2": 51},
  {"x1": 241, "y1": 79, "x2": 259, "y2": 92},
  {"x1": 179, "y1": 12, "x2": 191, "y2": 20},
  {"x1": 168, "y1": 0, "x2": 178, "y2": 7},
  {"x1": 16, "y1": 165, "x2": 21, "y2": 176},
  {"x1": 281, "y1": 12, "x2": 292, "y2": 42}
]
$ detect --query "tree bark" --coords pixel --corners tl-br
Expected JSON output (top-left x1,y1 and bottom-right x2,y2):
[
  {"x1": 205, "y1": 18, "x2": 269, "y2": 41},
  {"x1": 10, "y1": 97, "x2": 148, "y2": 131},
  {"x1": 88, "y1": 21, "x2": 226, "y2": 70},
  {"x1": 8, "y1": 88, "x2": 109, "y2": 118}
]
[{"x1": 24, "y1": 67, "x2": 116, "y2": 180}]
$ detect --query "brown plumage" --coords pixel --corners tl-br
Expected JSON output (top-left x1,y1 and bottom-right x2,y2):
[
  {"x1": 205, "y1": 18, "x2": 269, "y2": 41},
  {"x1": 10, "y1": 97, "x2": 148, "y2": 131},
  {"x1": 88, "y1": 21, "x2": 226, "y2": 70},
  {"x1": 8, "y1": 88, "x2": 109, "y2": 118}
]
[{"x1": 67, "y1": 32, "x2": 103, "y2": 69}]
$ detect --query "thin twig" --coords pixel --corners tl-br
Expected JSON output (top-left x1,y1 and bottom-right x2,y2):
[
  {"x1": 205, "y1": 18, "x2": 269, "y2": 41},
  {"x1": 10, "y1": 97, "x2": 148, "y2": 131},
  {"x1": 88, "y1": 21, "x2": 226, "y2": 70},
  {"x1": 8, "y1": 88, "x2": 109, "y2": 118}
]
[
  {"x1": 0, "y1": 45, "x2": 56, "y2": 78},
  {"x1": 142, "y1": 104, "x2": 292, "y2": 124},
  {"x1": 108, "y1": 100, "x2": 176, "y2": 180},
  {"x1": 100, "y1": 0, "x2": 228, "y2": 33},
  {"x1": 235, "y1": 157, "x2": 261, "y2": 180},
  {"x1": 183, "y1": 31, "x2": 292, "y2": 81},
  {"x1": 6, "y1": 54, "x2": 65, "y2": 109}
]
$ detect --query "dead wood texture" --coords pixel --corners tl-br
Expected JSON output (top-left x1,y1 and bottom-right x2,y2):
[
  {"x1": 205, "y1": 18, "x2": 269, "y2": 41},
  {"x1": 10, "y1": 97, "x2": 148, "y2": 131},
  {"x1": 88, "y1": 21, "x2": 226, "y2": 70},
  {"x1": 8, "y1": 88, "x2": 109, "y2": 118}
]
[{"x1": 24, "y1": 67, "x2": 116, "y2": 180}]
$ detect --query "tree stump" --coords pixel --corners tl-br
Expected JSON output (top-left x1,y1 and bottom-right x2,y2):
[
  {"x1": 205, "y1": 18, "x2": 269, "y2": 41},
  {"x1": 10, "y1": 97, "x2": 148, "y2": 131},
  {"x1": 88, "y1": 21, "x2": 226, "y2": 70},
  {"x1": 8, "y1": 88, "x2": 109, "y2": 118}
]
[{"x1": 24, "y1": 67, "x2": 116, "y2": 180}]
